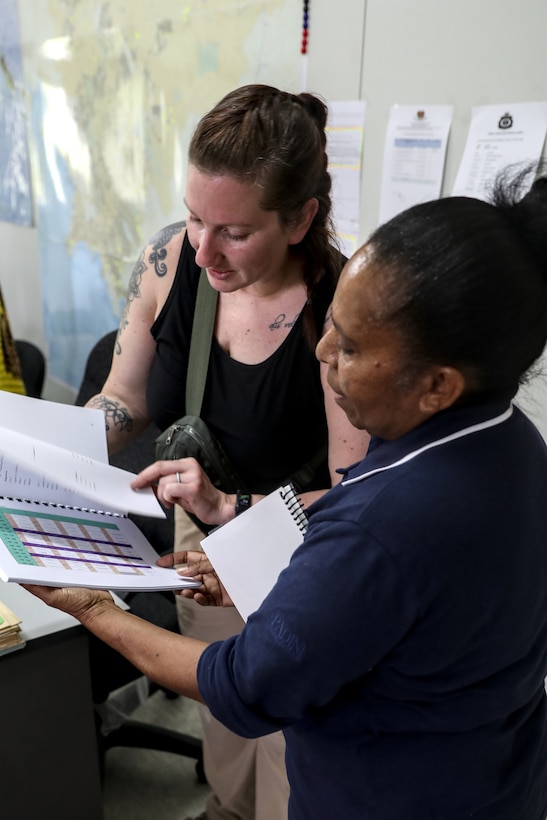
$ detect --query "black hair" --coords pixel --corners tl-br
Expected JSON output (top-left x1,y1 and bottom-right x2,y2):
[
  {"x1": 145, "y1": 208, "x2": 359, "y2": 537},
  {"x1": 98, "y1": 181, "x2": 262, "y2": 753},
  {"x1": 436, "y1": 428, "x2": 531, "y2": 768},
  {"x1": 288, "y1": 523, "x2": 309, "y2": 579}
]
[{"x1": 367, "y1": 164, "x2": 547, "y2": 400}]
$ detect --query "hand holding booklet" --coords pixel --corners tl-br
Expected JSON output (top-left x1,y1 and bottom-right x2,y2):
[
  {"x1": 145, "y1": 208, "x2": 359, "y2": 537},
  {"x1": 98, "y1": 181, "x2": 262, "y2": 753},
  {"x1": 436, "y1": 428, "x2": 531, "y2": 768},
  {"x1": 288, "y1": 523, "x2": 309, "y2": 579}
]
[
  {"x1": 201, "y1": 484, "x2": 308, "y2": 621},
  {"x1": 0, "y1": 391, "x2": 200, "y2": 592}
]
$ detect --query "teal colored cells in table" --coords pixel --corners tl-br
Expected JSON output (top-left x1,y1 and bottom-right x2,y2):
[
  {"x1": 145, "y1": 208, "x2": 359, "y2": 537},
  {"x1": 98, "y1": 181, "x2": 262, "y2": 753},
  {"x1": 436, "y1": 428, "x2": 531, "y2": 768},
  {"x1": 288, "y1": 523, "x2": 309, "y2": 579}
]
[{"x1": 0, "y1": 510, "x2": 38, "y2": 565}]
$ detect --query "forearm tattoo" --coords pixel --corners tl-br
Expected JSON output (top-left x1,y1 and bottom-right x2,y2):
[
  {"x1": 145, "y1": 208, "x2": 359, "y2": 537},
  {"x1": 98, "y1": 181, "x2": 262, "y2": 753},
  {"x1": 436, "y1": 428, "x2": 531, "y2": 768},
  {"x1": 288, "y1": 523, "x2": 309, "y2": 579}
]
[{"x1": 87, "y1": 395, "x2": 133, "y2": 434}]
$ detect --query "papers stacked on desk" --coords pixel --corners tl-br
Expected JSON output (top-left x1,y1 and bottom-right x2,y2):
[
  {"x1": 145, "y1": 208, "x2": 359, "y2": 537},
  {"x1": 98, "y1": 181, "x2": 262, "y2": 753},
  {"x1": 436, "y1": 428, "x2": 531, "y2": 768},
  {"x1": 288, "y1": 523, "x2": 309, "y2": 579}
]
[{"x1": 0, "y1": 598, "x2": 25, "y2": 656}]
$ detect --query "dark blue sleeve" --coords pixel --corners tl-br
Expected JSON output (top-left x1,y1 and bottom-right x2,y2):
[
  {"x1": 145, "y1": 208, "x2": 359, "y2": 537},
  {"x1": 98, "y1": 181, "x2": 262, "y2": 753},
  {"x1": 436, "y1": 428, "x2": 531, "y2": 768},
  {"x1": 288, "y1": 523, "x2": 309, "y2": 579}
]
[{"x1": 196, "y1": 514, "x2": 419, "y2": 737}]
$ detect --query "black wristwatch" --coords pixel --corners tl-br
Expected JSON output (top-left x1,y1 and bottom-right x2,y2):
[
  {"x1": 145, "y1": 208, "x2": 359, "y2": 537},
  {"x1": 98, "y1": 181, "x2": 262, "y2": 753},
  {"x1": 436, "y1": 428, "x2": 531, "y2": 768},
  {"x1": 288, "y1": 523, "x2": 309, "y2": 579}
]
[{"x1": 235, "y1": 490, "x2": 252, "y2": 516}]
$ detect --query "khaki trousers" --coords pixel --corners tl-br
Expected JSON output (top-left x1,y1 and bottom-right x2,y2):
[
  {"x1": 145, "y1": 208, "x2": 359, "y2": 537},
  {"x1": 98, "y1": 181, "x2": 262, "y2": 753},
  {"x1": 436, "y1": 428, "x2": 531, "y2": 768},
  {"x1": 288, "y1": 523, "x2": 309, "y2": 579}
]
[{"x1": 175, "y1": 507, "x2": 290, "y2": 820}]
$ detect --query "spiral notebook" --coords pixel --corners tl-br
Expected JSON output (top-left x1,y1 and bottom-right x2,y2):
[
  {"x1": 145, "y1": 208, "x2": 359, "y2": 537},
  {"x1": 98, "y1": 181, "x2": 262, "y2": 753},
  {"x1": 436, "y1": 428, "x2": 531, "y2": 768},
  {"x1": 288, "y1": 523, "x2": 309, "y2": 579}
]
[{"x1": 201, "y1": 484, "x2": 308, "y2": 621}]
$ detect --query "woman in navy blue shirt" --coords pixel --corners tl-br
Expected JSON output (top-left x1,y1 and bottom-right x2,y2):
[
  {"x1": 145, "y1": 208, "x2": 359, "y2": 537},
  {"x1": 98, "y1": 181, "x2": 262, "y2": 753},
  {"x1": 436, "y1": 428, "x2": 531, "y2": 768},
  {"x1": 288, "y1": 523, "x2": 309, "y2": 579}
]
[{"x1": 25, "y1": 167, "x2": 547, "y2": 818}]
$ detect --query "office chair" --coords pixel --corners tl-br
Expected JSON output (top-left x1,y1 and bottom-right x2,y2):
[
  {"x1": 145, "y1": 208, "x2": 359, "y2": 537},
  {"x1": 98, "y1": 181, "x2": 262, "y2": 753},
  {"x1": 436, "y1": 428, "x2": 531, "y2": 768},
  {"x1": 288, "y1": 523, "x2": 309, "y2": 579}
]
[
  {"x1": 76, "y1": 330, "x2": 205, "y2": 782},
  {"x1": 14, "y1": 339, "x2": 46, "y2": 398}
]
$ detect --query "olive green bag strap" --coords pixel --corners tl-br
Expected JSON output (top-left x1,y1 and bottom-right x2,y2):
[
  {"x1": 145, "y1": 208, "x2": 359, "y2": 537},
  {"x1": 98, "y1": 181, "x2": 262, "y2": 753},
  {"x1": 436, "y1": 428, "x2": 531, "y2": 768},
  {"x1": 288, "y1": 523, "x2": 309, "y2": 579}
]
[{"x1": 185, "y1": 269, "x2": 218, "y2": 416}]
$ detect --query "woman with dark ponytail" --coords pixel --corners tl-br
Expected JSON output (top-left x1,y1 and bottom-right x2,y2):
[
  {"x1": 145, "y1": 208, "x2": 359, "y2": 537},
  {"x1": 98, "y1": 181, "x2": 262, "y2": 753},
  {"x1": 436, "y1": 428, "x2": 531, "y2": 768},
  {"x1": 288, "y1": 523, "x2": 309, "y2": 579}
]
[{"x1": 82, "y1": 85, "x2": 369, "y2": 820}]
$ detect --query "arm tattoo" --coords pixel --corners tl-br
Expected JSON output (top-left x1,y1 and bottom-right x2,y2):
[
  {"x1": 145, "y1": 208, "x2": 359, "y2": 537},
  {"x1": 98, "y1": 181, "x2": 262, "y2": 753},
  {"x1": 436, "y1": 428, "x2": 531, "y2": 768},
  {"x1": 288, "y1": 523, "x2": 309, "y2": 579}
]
[
  {"x1": 87, "y1": 395, "x2": 133, "y2": 434},
  {"x1": 148, "y1": 221, "x2": 185, "y2": 277},
  {"x1": 119, "y1": 221, "x2": 185, "y2": 337},
  {"x1": 119, "y1": 251, "x2": 146, "y2": 334}
]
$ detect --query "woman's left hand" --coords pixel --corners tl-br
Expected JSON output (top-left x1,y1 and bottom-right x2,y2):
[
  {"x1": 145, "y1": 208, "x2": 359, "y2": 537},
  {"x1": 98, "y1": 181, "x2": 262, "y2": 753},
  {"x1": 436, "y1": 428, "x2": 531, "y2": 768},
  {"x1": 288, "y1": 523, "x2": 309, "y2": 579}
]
[
  {"x1": 131, "y1": 457, "x2": 233, "y2": 526},
  {"x1": 158, "y1": 550, "x2": 234, "y2": 607}
]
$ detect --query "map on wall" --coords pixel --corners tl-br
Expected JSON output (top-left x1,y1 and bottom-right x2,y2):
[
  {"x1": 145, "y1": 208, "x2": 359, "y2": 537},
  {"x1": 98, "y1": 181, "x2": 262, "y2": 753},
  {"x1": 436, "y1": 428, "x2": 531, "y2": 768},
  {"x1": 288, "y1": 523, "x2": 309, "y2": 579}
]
[
  {"x1": 16, "y1": 0, "x2": 301, "y2": 391},
  {"x1": 0, "y1": 0, "x2": 33, "y2": 226}
]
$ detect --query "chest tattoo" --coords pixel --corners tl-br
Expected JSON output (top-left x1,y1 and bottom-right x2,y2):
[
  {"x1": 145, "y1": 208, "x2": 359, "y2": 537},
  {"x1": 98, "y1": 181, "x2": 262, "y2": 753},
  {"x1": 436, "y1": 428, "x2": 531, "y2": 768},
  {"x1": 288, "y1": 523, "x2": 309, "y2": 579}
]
[{"x1": 269, "y1": 313, "x2": 299, "y2": 331}]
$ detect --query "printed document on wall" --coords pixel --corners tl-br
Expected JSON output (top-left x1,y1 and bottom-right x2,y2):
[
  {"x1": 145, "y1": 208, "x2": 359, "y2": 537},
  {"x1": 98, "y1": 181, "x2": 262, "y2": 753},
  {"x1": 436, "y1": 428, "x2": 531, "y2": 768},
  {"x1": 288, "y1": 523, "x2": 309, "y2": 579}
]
[
  {"x1": 378, "y1": 105, "x2": 453, "y2": 224},
  {"x1": 326, "y1": 100, "x2": 366, "y2": 259},
  {"x1": 452, "y1": 102, "x2": 547, "y2": 200}
]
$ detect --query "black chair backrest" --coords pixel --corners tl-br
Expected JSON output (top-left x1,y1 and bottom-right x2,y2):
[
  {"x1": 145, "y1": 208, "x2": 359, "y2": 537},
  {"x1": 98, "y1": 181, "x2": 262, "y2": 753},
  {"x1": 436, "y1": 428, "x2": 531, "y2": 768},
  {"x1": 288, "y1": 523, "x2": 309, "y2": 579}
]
[{"x1": 15, "y1": 340, "x2": 46, "y2": 398}]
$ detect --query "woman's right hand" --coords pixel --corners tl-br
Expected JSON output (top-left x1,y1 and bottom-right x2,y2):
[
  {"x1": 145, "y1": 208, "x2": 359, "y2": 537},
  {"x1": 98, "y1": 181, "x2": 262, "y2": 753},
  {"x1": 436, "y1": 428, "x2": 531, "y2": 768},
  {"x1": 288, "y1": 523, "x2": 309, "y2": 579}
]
[{"x1": 132, "y1": 458, "x2": 235, "y2": 526}]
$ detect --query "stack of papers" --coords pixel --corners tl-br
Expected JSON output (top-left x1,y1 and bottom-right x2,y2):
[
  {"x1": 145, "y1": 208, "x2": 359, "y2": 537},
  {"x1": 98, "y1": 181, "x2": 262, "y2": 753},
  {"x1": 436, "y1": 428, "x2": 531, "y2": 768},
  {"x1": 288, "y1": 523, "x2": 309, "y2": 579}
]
[{"x1": 0, "y1": 599, "x2": 25, "y2": 656}]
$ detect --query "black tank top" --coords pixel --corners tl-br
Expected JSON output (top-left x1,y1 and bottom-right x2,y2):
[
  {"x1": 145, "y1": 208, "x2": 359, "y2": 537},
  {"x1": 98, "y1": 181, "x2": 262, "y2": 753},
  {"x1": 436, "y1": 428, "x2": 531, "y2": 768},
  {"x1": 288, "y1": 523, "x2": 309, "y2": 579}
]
[{"x1": 147, "y1": 233, "x2": 338, "y2": 494}]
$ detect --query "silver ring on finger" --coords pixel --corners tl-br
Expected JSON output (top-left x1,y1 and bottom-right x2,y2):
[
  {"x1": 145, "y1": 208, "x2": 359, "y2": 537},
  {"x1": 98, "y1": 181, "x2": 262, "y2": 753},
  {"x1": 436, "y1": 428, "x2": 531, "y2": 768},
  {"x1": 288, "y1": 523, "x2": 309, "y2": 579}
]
[{"x1": 176, "y1": 471, "x2": 181, "y2": 483}]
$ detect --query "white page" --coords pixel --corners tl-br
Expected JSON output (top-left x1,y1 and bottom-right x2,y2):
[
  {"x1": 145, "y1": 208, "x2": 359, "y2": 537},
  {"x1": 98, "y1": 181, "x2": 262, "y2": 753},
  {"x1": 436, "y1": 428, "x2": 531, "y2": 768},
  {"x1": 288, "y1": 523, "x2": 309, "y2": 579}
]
[
  {"x1": 0, "y1": 390, "x2": 108, "y2": 461},
  {"x1": 202, "y1": 487, "x2": 306, "y2": 622},
  {"x1": 0, "y1": 426, "x2": 164, "y2": 518},
  {"x1": 326, "y1": 100, "x2": 366, "y2": 256},
  {"x1": 452, "y1": 101, "x2": 547, "y2": 200},
  {"x1": 379, "y1": 104, "x2": 453, "y2": 224}
]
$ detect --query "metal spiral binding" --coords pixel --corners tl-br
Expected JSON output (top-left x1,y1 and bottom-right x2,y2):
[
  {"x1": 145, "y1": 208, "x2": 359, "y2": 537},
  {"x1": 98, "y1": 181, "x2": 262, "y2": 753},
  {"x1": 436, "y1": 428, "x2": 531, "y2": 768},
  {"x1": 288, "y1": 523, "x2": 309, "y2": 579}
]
[
  {"x1": 280, "y1": 483, "x2": 308, "y2": 534},
  {"x1": 0, "y1": 495, "x2": 126, "y2": 517}
]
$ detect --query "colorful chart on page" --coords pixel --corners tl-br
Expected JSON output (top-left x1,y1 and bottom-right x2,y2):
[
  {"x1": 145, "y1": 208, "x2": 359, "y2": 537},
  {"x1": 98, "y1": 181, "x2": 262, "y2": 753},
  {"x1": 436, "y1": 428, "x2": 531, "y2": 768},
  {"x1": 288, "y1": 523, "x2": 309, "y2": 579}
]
[
  {"x1": 0, "y1": 508, "x2": 158, "y2": 578},
  {"x1": 0, "y1": 503, "x2": 200, "y2": 590}
]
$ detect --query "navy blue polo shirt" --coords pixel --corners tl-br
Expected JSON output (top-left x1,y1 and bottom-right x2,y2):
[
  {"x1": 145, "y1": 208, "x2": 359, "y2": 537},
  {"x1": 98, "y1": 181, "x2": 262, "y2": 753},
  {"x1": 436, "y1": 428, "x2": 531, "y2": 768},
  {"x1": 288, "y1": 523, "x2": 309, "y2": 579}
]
[{"x1": 198, "y1": 400, "x2": 547, "y2": 819}]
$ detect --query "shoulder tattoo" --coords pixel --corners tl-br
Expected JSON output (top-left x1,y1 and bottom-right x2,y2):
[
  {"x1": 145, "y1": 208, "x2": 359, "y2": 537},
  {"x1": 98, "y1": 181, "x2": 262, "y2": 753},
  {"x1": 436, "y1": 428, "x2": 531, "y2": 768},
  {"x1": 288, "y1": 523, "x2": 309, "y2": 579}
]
[
  {"x1": 120, "y1": 221, "x2": 185, "y2": 338},
  {"x1": 148, "y1": 221, "x2": 185, "y2": 277},
  {"x1": 119, "y1": 221, "x2": 184, "y2": 335}
]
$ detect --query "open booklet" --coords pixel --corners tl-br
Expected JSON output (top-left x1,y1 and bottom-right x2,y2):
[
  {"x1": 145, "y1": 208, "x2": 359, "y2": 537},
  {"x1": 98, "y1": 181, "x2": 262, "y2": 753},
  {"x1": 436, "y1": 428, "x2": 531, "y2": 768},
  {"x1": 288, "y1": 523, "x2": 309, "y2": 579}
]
[
  {"x1": 0, "y1": 391, "x2": 200, "y2": 591},
  {"x1": 201, "y1": 484, "x2": 308, "y2": 621}
]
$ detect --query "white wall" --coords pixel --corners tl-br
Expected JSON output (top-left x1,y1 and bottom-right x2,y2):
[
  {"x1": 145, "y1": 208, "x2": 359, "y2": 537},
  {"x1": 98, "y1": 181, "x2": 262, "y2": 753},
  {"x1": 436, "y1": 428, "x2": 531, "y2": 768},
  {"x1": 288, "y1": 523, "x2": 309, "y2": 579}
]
[
  {"x1": 306, "y1": 0, "x2": 365, "y2": 101},
  {"x1": 0, "y1": 221, "x2": 74, "y2": 402},
  {"x1": 0, "y1": 221, "x2": 42, "y2": 346},
  {"x1": 308, "y1": 0, "x2": 547, "y2": 438},
  {"x1": 358, "y1": 0, "x2": 547, "y2": 238},
  {"x1": 309, "y1": 0, "x2": 547, "y2": 237}
]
